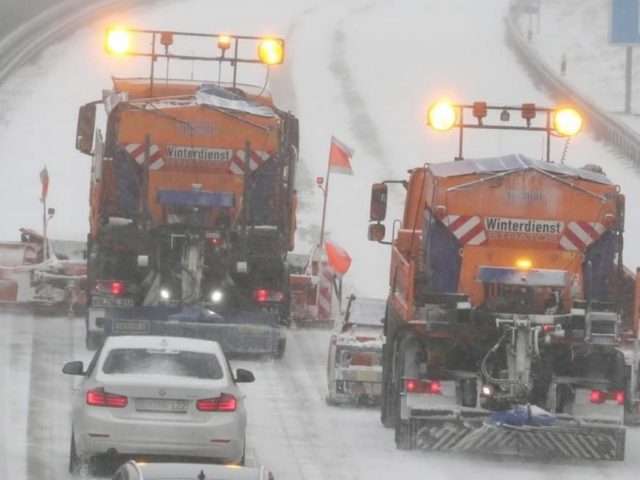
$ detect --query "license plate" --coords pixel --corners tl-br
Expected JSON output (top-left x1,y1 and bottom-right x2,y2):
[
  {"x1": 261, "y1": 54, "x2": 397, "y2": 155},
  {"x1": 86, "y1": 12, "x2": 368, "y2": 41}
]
[
  {"x1": 136, "y1": 398, "x2": 188, "y2": 413},
  {"x1": 112, "y1": 319, "x2": 150, "y2": 334},
  {"x1": 92, "y1": 296, "x2": 135, "y2": 308}
]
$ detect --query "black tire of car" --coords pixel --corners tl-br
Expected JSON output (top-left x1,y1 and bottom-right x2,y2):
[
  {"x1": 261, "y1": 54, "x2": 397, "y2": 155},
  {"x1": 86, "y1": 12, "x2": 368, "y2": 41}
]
[
  {"x1": 274, "y1": 338, "x2": 286, "y2": 359},
  {"x1": 69, "y1": 432, "x2": 80, "y2": 475}
]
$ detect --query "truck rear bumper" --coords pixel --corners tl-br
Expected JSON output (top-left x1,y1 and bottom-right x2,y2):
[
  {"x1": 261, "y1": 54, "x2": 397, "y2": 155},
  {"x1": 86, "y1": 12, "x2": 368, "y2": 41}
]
[{"x1": 402, "y1": 411, "x2": 625, "y2": 461}]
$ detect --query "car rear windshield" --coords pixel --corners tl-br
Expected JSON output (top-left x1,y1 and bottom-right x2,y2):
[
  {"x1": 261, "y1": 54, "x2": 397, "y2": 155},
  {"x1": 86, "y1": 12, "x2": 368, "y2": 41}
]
[{"x1": 102, "y1": 348, "x2": 224, "y2": 379}]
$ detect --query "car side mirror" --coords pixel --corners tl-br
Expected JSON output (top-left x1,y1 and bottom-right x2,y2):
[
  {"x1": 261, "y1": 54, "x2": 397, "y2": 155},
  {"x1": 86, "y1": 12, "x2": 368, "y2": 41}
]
[
  {"x1": 235, "y1": 368, "x2": 255, "y2": 383},
  {"x1": 369, "y1": 183, "x2": 388, "y2": 221},
  {"x1": 76, "y1": 103, "x2": 96, "y2": 155},
  {"x1": 368, "y1": 223, "x2": 386, "y2": 242},
  {"x1": 62, "y1": 360, "x2": 84, "y2": 376}
]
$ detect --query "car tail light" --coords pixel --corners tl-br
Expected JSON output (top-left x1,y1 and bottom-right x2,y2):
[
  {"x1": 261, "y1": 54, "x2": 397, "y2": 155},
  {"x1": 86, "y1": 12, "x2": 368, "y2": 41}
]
[
  {"x1": 196, "y1": 393, "x2": 237, "y2": 412},
  {"x1": 86, "y1": 388, "x2": 128, "y2": 408},
  {"x1": 590, "y1": 389, "x2": 624, "y2": 405},
  {"x1": 253, "y1": 289, "x2": 285, "y2": 303},
  {"x1": 405, "y1": 378, "x2": 441, "y2": 395}
]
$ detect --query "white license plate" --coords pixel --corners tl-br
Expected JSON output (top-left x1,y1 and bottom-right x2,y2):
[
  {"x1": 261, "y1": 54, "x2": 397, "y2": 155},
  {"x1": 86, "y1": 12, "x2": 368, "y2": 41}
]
[
  {"x1": 112, "y1": 319, "x2": 150, "y2": 334},
  {"x1": 92, "y1": 296, "x2": 135, "y2": 308},
  {"x1": 136, "y1": 398, "x2": 188, "y2": 413}
]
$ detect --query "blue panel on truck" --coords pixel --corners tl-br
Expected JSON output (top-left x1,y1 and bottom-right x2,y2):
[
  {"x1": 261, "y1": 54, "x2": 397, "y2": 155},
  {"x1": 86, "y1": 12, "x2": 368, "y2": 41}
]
[{"x1": 156, "y1": 189, "x2": 235, "y2": 207}]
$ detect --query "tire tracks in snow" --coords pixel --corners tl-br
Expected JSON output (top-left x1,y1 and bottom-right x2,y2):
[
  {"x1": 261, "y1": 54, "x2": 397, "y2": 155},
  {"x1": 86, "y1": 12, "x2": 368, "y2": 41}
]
[{"x1": 329, "y1": 0, "x2": 394, "y2": 179}]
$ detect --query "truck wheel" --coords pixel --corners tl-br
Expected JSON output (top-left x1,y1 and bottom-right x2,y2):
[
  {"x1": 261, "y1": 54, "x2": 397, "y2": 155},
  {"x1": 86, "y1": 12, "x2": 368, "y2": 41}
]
[
  {"x1": 395, "y1": 419, "x2": 412, "y2": 450},
  {"x1": 381, "y1": 342, "x2": 396, "y2": 428}
]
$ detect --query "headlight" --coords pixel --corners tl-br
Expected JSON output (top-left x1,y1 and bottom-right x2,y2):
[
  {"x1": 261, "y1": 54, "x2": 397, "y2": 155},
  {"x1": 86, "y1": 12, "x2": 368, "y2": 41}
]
[
  {"x1": 211, "y1": 290, "x2": 223, "y2": 303},
  {"x1": 160, "y1": 288, "x2": 171, "y2": 300}
]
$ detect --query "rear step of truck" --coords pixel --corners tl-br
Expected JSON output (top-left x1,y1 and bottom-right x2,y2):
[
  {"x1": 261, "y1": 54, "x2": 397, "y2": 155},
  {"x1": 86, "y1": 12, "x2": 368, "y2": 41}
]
[{"x1": 402, "y1": 411, "x2": 625, "y2": 461}]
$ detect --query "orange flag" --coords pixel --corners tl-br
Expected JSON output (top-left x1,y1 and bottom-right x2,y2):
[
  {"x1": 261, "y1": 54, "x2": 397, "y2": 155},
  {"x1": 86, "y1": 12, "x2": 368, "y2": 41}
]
[
  {"x1": 328, "y1": 136, "x2": 354, "y2": 175},
  {"x1": 40, "y1": 166, "x2": 49, "y2": 198}
]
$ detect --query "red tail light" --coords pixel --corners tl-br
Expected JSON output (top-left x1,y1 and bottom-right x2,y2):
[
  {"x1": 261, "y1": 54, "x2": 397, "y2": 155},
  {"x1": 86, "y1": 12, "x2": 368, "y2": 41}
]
[
  {"x1": 111, "y1": 282, "x2": 122, "y2": 296},
  {"x1": 86, "y1": 388, "x2": 128, "y2": 408},
  {"x1": 253, "y1": 289, "x2": 285, "y2": 303},
  {"x1": 94, "y1": 280, "x2": 125, "y2": 296},
  {"x1": 196, "y1": 393, "x2": 237, "y2": 412},
  {"x1": 590, "y1": 389, "x2": 624, "y2": 405},
  {"x1": 405, "y1": 378, "x2": 441, "y2": 395},
  {"x1": 254, "y1": 289, "x2": 268, "y2": 303}
]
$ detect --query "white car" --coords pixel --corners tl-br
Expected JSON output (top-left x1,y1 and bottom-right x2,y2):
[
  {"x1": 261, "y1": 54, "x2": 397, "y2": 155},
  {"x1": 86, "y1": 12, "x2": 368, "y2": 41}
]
[
  {"x1": 326, "y1": 296, "x2": 386, "y2": 406},
  {"x1": 112, "y1": 461, "x2": 275, "y2": 480},
  {"x1": 63, "y1": 335, "x2": 254, "y2": 474}
]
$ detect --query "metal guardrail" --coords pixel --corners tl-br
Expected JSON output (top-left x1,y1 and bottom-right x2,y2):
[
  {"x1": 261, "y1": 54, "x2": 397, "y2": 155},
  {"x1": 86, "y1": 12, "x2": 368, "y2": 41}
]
[
  {"x1": 505, "y1": 1, "x2": 640, "y2": 162},
  {"x1": 0, "y1": 0, "x2": 157, "y2": 86}
]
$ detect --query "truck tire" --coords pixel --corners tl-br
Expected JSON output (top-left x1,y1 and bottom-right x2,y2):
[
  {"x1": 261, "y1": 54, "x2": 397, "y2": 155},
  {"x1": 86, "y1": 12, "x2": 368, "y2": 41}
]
[
  {"x1": 85, "y1": 331, "x2": 101, "y2": 351},
  {"x1": 381, "y1": 342, "x2": 397, "y2": 428},
  {"x1": 393, "y1": 333, "x2": 419, "y2": 450}
]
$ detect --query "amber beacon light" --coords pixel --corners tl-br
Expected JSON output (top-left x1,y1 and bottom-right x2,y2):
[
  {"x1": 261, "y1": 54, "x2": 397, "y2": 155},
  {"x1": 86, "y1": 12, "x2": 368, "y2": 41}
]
[
  {"x1": 105, "y1": 28, "x2": 132, "y2": 55},
  {"x1": 427, "y1": 100, "x2": 457, "y2": 131},
  {"x1": 258, "y1": 38, "x2": 284, "y2": 65}
]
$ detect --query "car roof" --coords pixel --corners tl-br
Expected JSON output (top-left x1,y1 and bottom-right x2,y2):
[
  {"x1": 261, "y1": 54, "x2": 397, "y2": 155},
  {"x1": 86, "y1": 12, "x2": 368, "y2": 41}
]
[
  {"x1": 133, "y1": 462, "x2": 267, "y2": 480},
  {"x1": 103, "y1": 335, "x2": 223, "y2": 355},
  {"x1": 345, "y1": 297, "x2": 386, "y2": 327}
]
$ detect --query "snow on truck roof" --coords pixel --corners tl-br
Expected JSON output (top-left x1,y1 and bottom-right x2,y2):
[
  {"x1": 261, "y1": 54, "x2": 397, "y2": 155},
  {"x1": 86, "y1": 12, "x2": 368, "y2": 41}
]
[
  {"x1": 109, "y1": 78, "x2": 276, "y2": 117},
  {"x1": 428, "y1": 153, "x2": 612, "y2": 185}
]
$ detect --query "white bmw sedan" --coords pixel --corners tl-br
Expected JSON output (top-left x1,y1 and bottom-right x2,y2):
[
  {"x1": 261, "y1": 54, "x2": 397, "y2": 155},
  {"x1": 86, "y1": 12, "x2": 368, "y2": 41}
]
[{"x1": 63, "y1": 335, "x2": 254, "y2": 474}]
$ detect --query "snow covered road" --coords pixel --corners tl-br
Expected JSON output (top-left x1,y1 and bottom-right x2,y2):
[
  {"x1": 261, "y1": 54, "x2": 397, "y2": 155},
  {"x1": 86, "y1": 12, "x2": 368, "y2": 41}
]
[{"x1": 2, "y1": 0, "x2": 640, "y2": 479}]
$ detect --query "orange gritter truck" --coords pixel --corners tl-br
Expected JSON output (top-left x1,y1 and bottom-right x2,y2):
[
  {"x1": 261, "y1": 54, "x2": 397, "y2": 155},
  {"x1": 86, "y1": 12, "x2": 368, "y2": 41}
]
[
  {"x1": 367, "y1": 101, "x2": 640, "y2": 461},
  {"x1": 75, "y1": 29, "x2": 298, "y2": 357}
]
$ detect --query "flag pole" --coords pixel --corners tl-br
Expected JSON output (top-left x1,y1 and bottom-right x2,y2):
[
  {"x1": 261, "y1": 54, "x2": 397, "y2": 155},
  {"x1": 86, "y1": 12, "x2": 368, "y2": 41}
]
[
  {"x1": 42, "y1": 194, "x2": 48, "y2": 260},
  {"x1": 318, "y1": 139, "x2": 333, "y2": 248}
]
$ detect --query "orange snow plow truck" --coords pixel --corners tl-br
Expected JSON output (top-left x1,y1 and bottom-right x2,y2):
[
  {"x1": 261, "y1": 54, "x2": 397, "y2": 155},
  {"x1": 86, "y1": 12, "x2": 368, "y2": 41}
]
[
  {"x1": 368, "y1": 101, "x2": 640, "y2": 461},
  {"x1": 75, "y1": 29, "x2": 298, "y2": 356}
]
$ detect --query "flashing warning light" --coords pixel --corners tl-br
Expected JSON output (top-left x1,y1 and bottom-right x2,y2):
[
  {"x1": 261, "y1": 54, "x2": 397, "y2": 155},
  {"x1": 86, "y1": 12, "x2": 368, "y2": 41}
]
[
  {"x1": 160, "y1": 31, "x2": 174, "y2": 47},
  {"x1": 472, "y1": 101, "x2": 487, "y2": 119},
  {"x1": 427, "y1": 101, "x2": 457, "y2": 131},
  {"x1": 553, "y1": 107, "x2": 583, "y2": 136},
  {"x1": 258, "y1": 38, "x2": 284, "y2": 65},
  {"x1": 515, "y1": 258, "x2": 532, "y2": 270},
  {"x1": 211, "y1": 290, "x2": 223, "y2": 303},
  {"x1": 218, "y1": 35, "x2": 231, "y2": 50},
  {"x1": 105, "y1": 28, "x2": 132, "y2": 55}
]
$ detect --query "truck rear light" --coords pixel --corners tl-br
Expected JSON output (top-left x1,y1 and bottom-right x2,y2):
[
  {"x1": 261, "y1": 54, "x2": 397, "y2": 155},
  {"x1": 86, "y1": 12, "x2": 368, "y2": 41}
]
[
  {"x1": 405, "y1": 378, "x2": 441, "y2": 395},
  {"x1": 253, "y1": 289, "x2": 285, "y2": 303},
  {"x1": 196, "y1": 393, "x2": 237, "y2": 412},
  {"x1": 86, "y1": 388, "x2": 128, "y2": 408},
  {"x1": 94, "y1": 280, "x2": 125, "y2": 296},
  {"x1": 590, "y1": 389, "x2": 624, "y2": 405}
]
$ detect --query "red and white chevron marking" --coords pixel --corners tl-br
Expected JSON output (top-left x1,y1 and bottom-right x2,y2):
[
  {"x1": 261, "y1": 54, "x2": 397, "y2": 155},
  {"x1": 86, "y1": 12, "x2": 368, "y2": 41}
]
[
  {"x1": 228, "y1": 150, "x2": 272, "y2": 175},
  {"x1": 559, "y1": 221, "x2": 606, "y2": 251},
  {"x1": 124, "y1": 144, "x2": 164, "y2": 170},
  {"x1": 316, "y1": 261, "x2": 333, "y2": 321},
  {"x1": 443, "y1": 215, "x2": 487, "y2": 246}
]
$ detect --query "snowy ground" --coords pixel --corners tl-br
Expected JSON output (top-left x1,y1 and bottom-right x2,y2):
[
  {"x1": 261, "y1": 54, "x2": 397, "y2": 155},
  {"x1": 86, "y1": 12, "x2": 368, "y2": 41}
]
[{"x1": 2, "y1": 0, "x2": 640, "y2": 479}]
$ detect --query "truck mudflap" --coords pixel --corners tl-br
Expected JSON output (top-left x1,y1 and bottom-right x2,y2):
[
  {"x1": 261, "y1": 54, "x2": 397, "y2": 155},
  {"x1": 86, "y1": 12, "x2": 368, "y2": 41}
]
[
  {"x1": 404, "y1": 410, "x2": 625, "y2": 461},
  {"x1": 103, "y1": 306, "x2": 283, "y2": 357}
]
